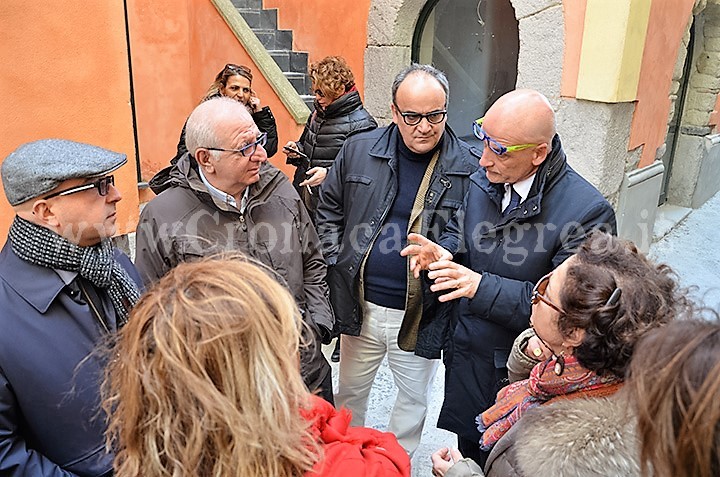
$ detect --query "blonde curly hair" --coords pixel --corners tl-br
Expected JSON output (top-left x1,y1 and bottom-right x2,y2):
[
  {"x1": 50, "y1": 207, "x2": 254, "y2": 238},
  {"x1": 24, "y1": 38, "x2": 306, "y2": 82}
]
[
  {"x1": 309, "y1": 56, "x2": 355, "y2": 100},
  {"x1": 103, "y1": 254, "x2": 320, "y2": 477}
]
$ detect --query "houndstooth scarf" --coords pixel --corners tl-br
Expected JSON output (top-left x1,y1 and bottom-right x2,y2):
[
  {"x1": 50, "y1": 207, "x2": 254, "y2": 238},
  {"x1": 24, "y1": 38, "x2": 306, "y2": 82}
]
[{"x1": 8, "y1": 216, "x2": 140, "y2": 326}]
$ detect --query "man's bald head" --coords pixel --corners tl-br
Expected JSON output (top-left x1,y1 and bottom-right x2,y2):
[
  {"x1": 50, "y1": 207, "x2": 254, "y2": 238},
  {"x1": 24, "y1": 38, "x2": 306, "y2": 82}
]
[
  {"x1": 485, "y1": 89, "x2": 556, "y2": 146},
  {"x1": 185, "y1": 97, "x2": 254, "y2": 155}
]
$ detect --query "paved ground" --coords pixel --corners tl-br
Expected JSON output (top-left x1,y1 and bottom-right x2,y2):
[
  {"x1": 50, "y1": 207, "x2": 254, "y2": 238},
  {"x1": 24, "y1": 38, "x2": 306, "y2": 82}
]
[{"x1": 324, "y1": 191, "x2": 720, "y2": 476}]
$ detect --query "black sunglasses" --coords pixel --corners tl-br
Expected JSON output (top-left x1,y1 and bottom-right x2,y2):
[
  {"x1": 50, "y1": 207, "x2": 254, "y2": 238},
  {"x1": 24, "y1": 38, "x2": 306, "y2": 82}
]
[
  {"x1": 394, "y1": 102, "x2": 447, "y2": 126},
  {"x1": 43, "y1": 175, "x2": 115, "y2": 200}
]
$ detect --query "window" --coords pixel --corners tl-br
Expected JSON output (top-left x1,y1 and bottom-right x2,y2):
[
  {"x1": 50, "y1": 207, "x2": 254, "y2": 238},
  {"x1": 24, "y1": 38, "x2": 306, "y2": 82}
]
[{"x1": 412, "y1": 0, "x2": 519, "y2": 144}]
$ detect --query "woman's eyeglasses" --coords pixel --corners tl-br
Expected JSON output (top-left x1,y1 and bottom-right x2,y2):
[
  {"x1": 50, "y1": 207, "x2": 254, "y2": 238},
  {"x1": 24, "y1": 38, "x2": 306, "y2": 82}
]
[
  {"x1": 203, "y1": 132, "x2": 267, "y2": 158},
  {"x1": 531, "y1": 273, "x2": 565, "y2": 314},
  {"x1": 43, "y1": 175, "x2": 115, "y2": 200}
]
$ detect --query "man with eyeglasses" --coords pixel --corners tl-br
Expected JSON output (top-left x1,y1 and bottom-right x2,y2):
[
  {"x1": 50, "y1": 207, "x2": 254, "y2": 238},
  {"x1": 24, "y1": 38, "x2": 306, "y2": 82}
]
[
  {"x1": 135, "y1": 96, "x2": 335, "y2": 404},
  {"x1": 316, "y1": 64, "x2": 479, "y2": 454},
  {"x1": 0, "y1": 139, "x2": 142, "y2": 475},
  {"x1": 401, "y1": 89, "x2": 616, "y2": 466}
]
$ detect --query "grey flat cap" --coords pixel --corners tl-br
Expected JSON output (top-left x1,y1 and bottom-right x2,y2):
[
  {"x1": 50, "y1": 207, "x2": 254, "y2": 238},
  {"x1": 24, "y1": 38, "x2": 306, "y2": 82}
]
[{"x1": 1, "y1": 139, "x2": 127, "y2": 206}]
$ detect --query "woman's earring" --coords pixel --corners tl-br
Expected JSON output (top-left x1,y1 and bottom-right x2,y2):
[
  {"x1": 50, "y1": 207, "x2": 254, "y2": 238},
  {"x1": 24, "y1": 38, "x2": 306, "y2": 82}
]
[{"x1": 554, "y1": 352, "x2": 565, "y2": 376}]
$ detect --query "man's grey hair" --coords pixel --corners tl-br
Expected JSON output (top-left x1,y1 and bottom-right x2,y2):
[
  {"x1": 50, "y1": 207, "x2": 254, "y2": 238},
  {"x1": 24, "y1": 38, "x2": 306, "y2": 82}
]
[
  {"x1": 391, "y1": 63, "x2": 449, "y2": 107},
  {"x1": 185, "y1": 97, "x2": 253, "y2": 157}
]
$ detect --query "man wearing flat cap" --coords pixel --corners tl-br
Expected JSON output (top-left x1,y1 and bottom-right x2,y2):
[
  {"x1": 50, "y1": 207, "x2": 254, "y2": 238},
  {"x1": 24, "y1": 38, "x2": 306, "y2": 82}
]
[{"x1": 0, "y1": 139, "x2": 142, "y2": 476}]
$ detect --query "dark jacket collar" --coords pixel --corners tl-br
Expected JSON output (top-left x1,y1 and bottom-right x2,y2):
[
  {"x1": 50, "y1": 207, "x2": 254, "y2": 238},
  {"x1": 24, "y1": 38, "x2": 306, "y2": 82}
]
[
  {"x1": 1, "y1": 240, "x2": 74, "y2": 314},
  {"x1": 368, "y1": 123, "x2": 480, "y2": 175},
  {"x1": 315, "y1": 90, "x2": 364, "y2": 120}
]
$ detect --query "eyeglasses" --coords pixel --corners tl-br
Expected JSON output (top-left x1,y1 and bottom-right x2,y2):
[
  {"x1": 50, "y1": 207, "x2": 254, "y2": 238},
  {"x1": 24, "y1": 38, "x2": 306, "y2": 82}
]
[
  {"x1": 531, "y1": 272, "x2": 565, "y2": 314},
  {"x1": 225, "y1": 63, "x2": 249, "y2": 75},
  {"x1": 473, "y1": 117, "x2": 539, "y2": 156},
  {"x1": 43, "y1": 175, "x2": 115, "y2": 200},
  {"x1": 394, "y1": 103, "x2": 447, "y2": 126},
  {"x1": 313, "y1": 89, "x2": 325, "y2": 98},
  {"x1": 203, "y1": 133, "x2": 267, "y2": 158}
]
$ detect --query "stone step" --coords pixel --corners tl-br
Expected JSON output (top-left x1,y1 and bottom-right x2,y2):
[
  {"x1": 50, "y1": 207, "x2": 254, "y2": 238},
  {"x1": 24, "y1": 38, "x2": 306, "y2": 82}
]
[
  {"x1": 231, "y1": 0, "x2": 262, "y2": 9},
  {"x1": 237, "y1": 8, "x2": 277, "y2": 29},
  {"x1": 300, "y1": 94, "x2": 316, "y2": 112},
  {"x1": 285, "y1": 72, "x2": 308, "y2": 96},
  {"x1": 268, "y1": 50, "x2": 309, "y2": 73},
  {"x1": 253, "y1": 29, "x2": 292, "y2": 51}
]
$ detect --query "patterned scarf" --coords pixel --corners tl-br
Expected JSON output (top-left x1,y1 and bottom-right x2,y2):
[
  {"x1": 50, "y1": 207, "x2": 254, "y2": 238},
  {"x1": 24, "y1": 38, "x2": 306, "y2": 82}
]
[
  {"x1": 477, "y1": 354, "x2": 622, "y2": 450},
  {"x1": 8, "y1": 216, "x2": 140, "y2": 325}
]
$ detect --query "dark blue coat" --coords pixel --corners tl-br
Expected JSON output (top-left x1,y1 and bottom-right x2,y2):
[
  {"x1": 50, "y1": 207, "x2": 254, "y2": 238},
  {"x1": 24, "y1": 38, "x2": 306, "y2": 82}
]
[
  {"x1": 436, "y1": 135, "x2": 616, "y2": 442},
  {"x1": 0, "y1": 241, "x2": 142, "y2": 476}
]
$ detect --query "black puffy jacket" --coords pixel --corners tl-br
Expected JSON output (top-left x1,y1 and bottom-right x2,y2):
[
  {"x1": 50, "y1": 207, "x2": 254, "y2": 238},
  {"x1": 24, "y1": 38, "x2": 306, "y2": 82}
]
[{"x1": 289, "y1": 90, "x2": 377, "y2": 213}]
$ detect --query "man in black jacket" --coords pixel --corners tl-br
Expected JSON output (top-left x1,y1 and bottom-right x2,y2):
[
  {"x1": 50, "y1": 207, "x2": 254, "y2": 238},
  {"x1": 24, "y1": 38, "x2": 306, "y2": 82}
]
[
  {"x1": 316, "y1": 64, "x2": 479, "y2": 454},
  {"x1": 401, "y1": 89, "x2": 616, "y2": 466}
]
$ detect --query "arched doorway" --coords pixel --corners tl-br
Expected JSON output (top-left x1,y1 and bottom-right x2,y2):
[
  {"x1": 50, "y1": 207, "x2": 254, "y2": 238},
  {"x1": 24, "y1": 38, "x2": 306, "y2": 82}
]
[{"x1": 411, "y1": 0, "x2": 519, "y2": 143}]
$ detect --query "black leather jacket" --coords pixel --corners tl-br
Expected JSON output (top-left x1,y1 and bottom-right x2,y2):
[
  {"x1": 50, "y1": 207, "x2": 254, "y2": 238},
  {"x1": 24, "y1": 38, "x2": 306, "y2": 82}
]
[{"x1": 316, "y1": 124, "x2": 480, "y2": 358}]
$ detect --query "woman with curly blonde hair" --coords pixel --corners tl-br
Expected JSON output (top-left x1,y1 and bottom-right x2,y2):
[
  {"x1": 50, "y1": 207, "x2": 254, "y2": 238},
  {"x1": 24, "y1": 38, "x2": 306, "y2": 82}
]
[
  {"x1": 283, "y1": 55, "x2": 376, "y2": 219},
  {"x1": 103, "y1": 255, "x2": 409, "y2": 477}
]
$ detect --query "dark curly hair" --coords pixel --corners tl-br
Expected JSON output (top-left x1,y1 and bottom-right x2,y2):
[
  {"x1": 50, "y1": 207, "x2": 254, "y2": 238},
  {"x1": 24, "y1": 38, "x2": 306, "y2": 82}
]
[{"x1": 557, "y1": 232, "x2": 691, "y2": 378}]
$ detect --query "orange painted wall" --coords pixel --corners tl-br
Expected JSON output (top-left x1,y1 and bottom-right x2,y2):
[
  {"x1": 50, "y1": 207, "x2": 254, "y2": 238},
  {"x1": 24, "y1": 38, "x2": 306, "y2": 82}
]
[
  {"x1": 0, "y1": 1, "x2": 139, "y2": 239},
  {"x1": 263, "y1": 0, "x2": 371, "y2": 95},
  {"x1": 629, "y1": 0, "x2": 695, "y2": 168},
  {"x1": 560, "y1": 0, "x2": 588, "y2": 97},
  {"x1": 128, "y1": 0, "x2": 303, "y2": 184}
]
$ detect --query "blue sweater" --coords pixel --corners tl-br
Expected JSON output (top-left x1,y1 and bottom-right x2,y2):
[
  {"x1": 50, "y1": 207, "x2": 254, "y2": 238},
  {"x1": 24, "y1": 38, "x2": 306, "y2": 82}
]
[{"x1": 364, "y1": 140, "x2": 438, "y2": 309}]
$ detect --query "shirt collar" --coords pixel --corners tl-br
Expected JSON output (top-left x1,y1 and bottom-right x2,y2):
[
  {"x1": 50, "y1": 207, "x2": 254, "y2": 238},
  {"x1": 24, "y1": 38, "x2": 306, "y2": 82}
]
[
  {"x1": 506, "y1": 173, "x2": 535, "y2": 203},
  {"x1": 198, "y1": 167, "x2": 249, "y2": 212}
]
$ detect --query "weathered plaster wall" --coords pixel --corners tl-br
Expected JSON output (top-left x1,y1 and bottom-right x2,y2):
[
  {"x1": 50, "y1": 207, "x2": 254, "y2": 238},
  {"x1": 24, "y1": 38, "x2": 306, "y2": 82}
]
[
  {"x1": 0, "y1": 1, "x2": 139, "y2": 238},
  {"x1": 264, "y1": 0, "x2": 371, "y2": 95},
  {"x1": 128, "y1": 0, "x2": 304, "y2": 183}
]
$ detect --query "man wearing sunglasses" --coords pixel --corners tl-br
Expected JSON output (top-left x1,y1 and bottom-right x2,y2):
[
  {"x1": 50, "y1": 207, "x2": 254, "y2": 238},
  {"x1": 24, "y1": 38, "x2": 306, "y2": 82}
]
[
  {"x1": 401, "y1": 89, "x2": 616, "y2": 466},
  {"x1": 135, "y1": 97, "x2": 335, "y2": 405},
  {"x1": 0, "y1": 139, "x2": 142, "y2": 475},
  {"x1": 316, "y1": 64, "x2": 479, "y2": 454}
]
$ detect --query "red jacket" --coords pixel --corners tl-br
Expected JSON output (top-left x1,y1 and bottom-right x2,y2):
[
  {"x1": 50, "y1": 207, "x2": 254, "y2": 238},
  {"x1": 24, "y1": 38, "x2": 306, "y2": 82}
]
[{"x1": 302, "y1": 396, "x2": 411, "y2": 477}]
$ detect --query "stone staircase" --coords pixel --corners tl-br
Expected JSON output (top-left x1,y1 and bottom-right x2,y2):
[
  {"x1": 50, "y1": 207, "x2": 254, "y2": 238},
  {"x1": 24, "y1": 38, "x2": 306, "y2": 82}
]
[{"x1": 231, "y1": 0, "x2": 315, "y2": 111}]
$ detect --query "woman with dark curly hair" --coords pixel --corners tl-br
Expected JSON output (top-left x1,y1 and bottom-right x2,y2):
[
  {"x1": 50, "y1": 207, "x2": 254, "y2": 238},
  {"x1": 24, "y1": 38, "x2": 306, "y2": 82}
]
[
  {"x1": 104, "y1": 256, "x2": 410, "y2": 477},
  {"x1": 282, "y1": 56, "x2": 376, "y2": 218},
  {"x1": 431, "y1": 232, "x2": 691, "y2": 477}
]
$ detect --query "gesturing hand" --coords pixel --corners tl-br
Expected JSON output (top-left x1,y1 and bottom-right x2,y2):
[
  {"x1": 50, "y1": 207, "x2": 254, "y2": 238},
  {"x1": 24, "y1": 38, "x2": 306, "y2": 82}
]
[
  {"x1": 400, "y1": 233, "x2": 453, "y2": 279},
  {"x1": 427, "y1": 260, "x2": 482, "y2": 302}
]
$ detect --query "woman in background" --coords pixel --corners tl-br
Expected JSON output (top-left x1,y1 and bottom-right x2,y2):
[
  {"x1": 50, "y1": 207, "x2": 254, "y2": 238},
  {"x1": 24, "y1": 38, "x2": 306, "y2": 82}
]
[
  {"x1": 172, "y1": 63, "x2": 278, "y2": 163},
  {"x1": 283, "y1": 55, "x2": 376, "y2": 217},
  {"x1": 104, "y1": 256, "x2": 410, "y2": 477},
  {"x1": 629, "y1": 317, "x2": 720, "y2": 477}
]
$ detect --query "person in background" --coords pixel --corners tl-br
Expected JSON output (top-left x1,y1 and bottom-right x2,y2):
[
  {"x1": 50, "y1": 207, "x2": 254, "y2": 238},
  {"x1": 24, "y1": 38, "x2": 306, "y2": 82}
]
[
  {"x1": 0, "y1": 139, "x2": 142, "y2": 475},
  {"x1": 170, "y1": 63, "x2": 278, "y2": 166},
  {"x1": 284, "y1": 55, "x2": 377, "y2": 363},
  {"x1": 629, "y1": 317, "x2": 720, "y2": 477},
  {"x1": 283, "y1": 55, "x2": 377, "y2": 218},
  {"x1": 136, "y1": 97, "x2": 334, "y2": 404},
  {"x1": 104, "y1": 256, "x2": 410, "y2": 477},
  {"x1": 430, "y1": 232, "x2": 692, "y2": 477}
]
